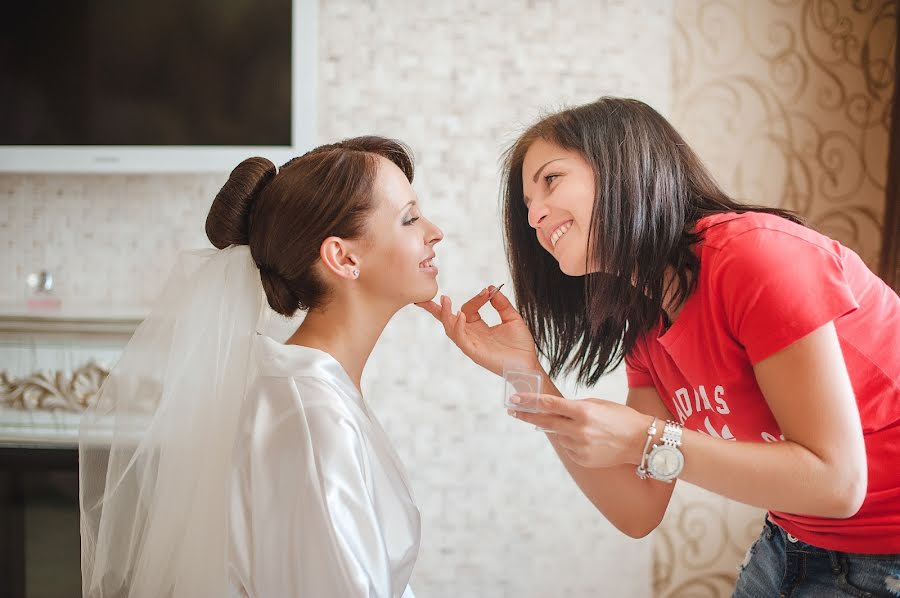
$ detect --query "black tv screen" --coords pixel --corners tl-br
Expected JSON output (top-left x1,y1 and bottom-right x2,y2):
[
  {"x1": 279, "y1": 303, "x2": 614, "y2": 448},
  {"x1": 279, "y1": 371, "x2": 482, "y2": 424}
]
[{"x1": 1, "y1": 0, "x2": 293, "y2": 146}]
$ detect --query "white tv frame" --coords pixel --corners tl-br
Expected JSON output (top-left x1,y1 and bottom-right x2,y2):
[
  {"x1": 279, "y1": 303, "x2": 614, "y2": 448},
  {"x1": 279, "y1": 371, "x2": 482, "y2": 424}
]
[{"x1": 0, "y1": 0, "x2": 317, "y2": 174}]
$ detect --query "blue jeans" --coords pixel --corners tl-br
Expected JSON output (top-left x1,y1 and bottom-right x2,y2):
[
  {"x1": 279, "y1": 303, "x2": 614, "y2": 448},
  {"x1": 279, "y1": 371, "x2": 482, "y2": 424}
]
[{"x1": 733, "y1": 517, "x2": 900, "y2": 597}]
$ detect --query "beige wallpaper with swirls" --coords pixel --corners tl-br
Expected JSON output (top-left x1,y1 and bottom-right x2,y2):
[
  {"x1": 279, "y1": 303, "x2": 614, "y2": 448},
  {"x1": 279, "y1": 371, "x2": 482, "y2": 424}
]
[
  {"x1": 656, "y1": 1, "x2": 896, "y2": 596},
  {"x1": 653, "y1": 0, "x2": 897, "y2": 598},
  {"x1": 672, "y1": 0, "x2": 895, "y2": 267}
]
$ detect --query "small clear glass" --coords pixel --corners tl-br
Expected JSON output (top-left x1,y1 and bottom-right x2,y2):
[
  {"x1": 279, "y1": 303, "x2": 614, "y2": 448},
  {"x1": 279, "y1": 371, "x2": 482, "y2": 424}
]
[{"x1": 502, "y1": 364, "x2": 543, "y2": 413}]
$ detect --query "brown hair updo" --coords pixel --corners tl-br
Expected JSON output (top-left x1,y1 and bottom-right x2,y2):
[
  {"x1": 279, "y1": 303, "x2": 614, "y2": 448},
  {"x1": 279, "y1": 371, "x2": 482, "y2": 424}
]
[{"x1": 205, "y1": 136, "x2": 414, "y2": 316}]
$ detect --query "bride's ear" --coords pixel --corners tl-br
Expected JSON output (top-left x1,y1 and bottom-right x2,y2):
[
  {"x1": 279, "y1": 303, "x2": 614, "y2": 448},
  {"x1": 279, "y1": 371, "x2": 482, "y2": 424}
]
[{"x1": 319, "y1": 236, "x2": 360, "y2": 280}]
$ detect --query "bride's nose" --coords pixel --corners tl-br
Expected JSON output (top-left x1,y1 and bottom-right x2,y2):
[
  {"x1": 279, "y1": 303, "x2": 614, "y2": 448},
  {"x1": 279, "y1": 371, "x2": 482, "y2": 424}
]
[{"x1": 426, "y1": 221, "x2": 443, "y2": 246}]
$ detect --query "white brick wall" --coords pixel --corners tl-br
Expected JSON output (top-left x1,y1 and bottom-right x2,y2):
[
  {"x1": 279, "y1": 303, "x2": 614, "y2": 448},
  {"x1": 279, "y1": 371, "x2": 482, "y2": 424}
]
[{"x1": 1, "y1": 2, "x2": 675, "y2": 595}]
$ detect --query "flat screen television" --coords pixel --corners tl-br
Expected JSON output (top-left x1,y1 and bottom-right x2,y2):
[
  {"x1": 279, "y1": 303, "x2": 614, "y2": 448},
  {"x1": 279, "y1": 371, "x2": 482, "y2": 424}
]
[{"x1": 0, "y1": 0, "x2": 316, "y2": 173}]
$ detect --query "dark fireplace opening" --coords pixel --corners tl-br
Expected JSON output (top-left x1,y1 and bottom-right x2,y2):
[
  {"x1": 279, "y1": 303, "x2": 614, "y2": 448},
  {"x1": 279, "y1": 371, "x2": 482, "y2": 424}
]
[{"x1": 1, "y1": 448, "x2": 82, "y2": 598}]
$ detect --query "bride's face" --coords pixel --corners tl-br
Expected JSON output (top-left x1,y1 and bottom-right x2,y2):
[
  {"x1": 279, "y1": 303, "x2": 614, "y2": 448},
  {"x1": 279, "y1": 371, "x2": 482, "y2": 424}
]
[{"x1": 358, "y1": 156, "x2": 443, "y2": 305}]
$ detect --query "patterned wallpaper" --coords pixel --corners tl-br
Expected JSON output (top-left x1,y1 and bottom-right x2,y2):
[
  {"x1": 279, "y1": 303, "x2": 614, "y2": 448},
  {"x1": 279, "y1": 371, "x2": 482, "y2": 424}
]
[
  {"x1": 655, "y1": 1, "x2": 896, "y2": 596},
  {"x1": 671, "y1": 0, "x2": 895, "y2": 268}
]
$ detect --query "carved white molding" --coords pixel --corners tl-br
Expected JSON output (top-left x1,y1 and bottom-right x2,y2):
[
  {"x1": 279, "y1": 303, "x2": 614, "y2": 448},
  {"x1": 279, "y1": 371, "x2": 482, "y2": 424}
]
[{"x1": 0, "y1": 362, "x2": 107, "y2": 412}]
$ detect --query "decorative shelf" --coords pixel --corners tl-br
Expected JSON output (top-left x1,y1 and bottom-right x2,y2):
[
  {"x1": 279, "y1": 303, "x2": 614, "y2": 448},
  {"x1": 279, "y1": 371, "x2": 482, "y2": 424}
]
[{"x1": 0, "y1": 305, "x2": 147, "y2": 339}]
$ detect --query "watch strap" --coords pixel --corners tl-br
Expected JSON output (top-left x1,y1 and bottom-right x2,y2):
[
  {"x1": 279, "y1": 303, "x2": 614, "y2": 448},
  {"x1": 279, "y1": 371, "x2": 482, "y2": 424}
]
[{"x1": 661, "y1": 420, "x2": 683, "y2": 448}]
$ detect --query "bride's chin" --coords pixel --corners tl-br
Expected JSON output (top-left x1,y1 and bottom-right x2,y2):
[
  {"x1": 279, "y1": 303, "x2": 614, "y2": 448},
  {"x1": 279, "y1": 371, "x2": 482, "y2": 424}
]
[{"x1": 412, "y1": 285, "x2": 439, "y2": 304}]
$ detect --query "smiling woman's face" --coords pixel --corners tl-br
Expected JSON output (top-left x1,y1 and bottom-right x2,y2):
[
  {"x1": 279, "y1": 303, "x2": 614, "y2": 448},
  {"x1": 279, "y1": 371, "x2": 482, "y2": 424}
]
[
  {"x1": 521, "y1": 138, "x2": 597, "y2": 276},
  {"x1": 357, "y1": 155, "x2": 444, "y2": 305}
]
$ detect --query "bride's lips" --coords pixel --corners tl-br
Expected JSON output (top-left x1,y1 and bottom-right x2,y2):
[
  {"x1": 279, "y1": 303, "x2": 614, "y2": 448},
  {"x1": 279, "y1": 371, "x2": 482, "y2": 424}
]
[{"x1": 418, "y1": 255, "x2": 438, "y2": 276}]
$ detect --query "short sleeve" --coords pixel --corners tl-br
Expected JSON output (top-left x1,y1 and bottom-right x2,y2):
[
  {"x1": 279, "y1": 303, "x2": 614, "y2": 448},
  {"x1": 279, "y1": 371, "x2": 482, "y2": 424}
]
[
  {"x1": 625, "y1": 336, "x2": 655, "y2": 388},
  {"x1": 711, "y1": 228, "x2": 859, "y2": 364}
]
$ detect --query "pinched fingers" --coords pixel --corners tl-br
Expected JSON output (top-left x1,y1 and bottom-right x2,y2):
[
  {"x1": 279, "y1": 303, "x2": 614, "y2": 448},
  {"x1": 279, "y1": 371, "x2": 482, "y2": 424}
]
[{"x1": 459, "y1": 286, "x2": 494, "y2": 323}]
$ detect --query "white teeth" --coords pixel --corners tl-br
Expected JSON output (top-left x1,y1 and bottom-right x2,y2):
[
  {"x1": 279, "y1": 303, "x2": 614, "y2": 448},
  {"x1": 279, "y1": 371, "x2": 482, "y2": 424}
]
[
  {"x1": 420, "y1": 259, "x2": 435, "y2": 268},
  {"x1": 550, "y1": 221, "x2": 573, "y2": 247}
]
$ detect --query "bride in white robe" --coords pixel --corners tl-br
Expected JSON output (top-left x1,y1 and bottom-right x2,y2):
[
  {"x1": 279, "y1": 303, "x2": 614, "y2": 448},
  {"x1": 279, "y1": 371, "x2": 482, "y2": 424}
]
[
  {"x1": 79, "y1": 136, "x2": 442, "y2": 598},
  {"x1": 228, "y1": 337, "x2": 420, "y2": 598}
]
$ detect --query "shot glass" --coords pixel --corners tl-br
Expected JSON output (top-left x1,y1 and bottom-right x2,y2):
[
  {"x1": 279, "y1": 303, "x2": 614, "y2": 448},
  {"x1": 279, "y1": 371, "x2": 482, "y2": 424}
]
[{"x1": 502, "y1": 364, "x2": 543, "y2": 414}]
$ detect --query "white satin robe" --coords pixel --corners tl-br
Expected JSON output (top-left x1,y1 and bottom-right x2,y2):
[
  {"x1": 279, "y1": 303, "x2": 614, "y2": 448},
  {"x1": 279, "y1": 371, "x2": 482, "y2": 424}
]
[{"x1": 227, "y1": 335, "x2": 420, "y2": 597}]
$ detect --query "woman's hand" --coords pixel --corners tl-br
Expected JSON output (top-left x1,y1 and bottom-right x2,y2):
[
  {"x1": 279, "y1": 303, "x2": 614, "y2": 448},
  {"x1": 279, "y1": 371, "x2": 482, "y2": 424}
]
[
  {"x1": 510, "y1": 394, "x2": 654, "y2": 469},
  {"x1": 415, "y1": 285, "x2": 539, "y2": 377}
]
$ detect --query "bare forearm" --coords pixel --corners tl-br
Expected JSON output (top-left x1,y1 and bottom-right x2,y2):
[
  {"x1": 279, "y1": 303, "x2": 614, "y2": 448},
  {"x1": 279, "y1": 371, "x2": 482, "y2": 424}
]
[
  {"x1": 680, "y1": 430, "x2": 866, "y2": 518},
  {"x1": 539, "y1": 375, "x2": 672, "y2": 537},
  {"x1": 545, "y1": 435, "x2": 671, "y2": 537}
]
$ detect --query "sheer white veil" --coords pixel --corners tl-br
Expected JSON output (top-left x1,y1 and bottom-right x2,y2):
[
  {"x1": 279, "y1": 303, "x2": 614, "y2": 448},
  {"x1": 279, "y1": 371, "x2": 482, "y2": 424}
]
[{"x1": 79, "y1": 245, "x2": 264, "y2": 597}]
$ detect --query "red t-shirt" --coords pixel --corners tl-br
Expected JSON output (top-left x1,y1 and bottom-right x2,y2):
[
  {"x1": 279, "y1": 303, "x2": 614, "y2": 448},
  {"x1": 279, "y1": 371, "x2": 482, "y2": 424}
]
[{"x1": 625, "y1": 212, "x2": 900, "y2": 553}]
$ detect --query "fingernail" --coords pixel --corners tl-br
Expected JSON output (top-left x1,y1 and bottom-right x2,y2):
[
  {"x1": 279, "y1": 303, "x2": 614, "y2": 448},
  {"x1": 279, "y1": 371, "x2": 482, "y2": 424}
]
[
  {"x1": 510, "y1": 394, "x2": 521, "y2": 404},
  {"x1": 479, "y1": 287, "x2": 488, "y2": 296}
]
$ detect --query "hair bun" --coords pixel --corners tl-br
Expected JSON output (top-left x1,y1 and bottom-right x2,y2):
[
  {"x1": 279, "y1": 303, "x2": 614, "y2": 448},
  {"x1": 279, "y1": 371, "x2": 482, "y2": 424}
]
[
  {"x1": 257, "y1": 265, "x2": 300, "y2": 316},
  {"x1": 206, "y1": 157, "x2": 276, "y2": 249}
]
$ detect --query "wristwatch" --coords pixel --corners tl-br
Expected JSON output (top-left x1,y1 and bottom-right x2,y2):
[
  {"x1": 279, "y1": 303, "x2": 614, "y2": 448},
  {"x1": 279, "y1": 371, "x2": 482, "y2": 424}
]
[{"x1": 646, "y1": 421, "x2": 684, "y2": 482}]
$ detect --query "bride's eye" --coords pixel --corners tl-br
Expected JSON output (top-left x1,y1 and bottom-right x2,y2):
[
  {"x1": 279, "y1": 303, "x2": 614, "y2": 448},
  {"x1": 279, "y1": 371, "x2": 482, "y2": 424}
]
[
  {"x1": 403, "y1": 217, "x2": 420, "y2": 226},
  {"x1": 545, "y1": 174, "x2": 559, "y2": 185}
]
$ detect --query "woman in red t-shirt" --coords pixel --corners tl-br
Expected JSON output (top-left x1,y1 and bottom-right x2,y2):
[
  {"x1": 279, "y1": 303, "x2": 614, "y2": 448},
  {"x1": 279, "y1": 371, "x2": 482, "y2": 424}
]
[{"x1": 418, "y1": 97, "x2": 900, "y2": 596}]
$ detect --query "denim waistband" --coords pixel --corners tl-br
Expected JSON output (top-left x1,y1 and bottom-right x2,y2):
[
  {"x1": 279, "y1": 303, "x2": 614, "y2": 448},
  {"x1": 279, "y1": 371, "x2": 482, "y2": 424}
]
[{"x1": 764, "y1": 515, "x2": 825, "y2": 553}]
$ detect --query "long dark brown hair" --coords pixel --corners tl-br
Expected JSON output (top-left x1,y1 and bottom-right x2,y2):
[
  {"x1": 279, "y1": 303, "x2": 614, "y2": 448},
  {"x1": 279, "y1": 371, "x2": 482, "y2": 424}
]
[
  {"x1": 502, "y1": 97, "x2": 802, "y2": 386},
  {"x1": 205, "y1": 136, "x2": 414, "y2": 316}
]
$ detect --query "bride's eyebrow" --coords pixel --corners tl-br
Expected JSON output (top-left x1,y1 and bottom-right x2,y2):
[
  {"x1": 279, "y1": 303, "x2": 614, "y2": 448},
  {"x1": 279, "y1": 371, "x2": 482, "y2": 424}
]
[{"x1": 399, "y1": 199, "x2": 417, "y2": 212}]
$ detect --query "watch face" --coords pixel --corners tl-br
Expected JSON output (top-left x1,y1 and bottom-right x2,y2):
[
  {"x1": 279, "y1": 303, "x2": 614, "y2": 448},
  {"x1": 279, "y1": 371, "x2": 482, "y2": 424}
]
[{"x1": 648, "y1": 446, "x2": 684, "y2": 479}]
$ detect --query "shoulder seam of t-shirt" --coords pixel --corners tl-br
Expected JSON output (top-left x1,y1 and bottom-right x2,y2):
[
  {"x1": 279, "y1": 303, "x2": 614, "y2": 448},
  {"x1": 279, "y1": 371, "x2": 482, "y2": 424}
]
[{"x1": 704, "y1": 223, "x2": 842, "y2": 265}]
